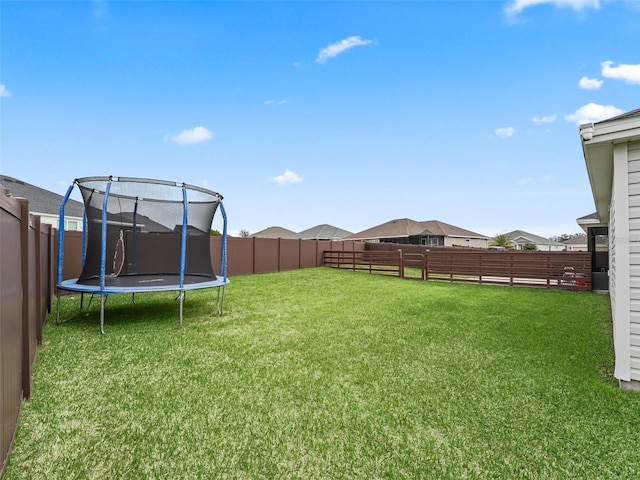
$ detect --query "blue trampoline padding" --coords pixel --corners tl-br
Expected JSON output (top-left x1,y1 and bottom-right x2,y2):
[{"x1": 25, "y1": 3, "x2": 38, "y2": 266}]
[{"x1": 58, "y1": 276, "x2": 229, "y2": 295}]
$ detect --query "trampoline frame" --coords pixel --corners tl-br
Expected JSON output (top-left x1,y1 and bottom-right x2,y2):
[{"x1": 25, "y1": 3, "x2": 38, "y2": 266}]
[{"x1": 56, "y1": 176, "x2": 229, "y2": 333}]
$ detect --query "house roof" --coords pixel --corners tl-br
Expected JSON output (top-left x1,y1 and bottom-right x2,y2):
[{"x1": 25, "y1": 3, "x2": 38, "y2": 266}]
[
  {"x1": 563, "y1": 235, "x2": 587, "y2": 245},
  {"x1": 298, "y1": 224, "x2": 353, "y2": 240},
  {"x1": 0, "y1": 175, "x2": 85, "y2": 217},
  {"x1": 250, "y1": 226, "x2": 299, "y2": 239},
  {"x1": 346, "y1": 218, "x2": 487, "y2": 241},
  {"x1": 576, "y1": 211, "x2": 607, "y2": 232},
  {"x1": 421, "y1": 220, "x2": 486, "y2": 238},
  {"x1": 581, "y1": 108, "x2": 640, "y2": 221},
  {"x1": 504, "y1": 230, "x2": 564, "y2": 246}
]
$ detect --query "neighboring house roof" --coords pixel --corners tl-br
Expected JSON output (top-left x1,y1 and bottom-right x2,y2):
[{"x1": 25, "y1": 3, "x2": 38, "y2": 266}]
[
  {"x1": 581, "y1": 108, "x2": 640, "y2": 222},
  {"x1": 346, "y1": 218, "x2": 487, "y2": 241},
  {"x1": 250, "y1": 226, "x2": 299, "y2": 239},
  {"x1": 298, "y1": 224, "x2": 353, "y2": 240},
  {"x1": 563, "y1": 235, "x2": 587, "y2": 245},
  {"x1": 562, "y1": 234, "x2": 607, "y2": 247},
  {"x1": 420, "y1": 220, "x2": 486, "y2": 239},
  {"x1": 504, "y1": 230, "x2": 564, "y2": 246},
  {"x1": 0, "y1": 175, "x2": 84, "y2": 217}
]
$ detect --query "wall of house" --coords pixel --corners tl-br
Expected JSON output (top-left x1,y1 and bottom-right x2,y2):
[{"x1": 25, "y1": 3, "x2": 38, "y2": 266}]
[
  {"x1": 610, "y1": 152, "x2": 620, "y2": 378},
  {"x1": 627, "y1": 140, "x2": 640, "y2": 384},
  {"x1": 37, "y1": 213, "x2": 83, "y2": 231},
  {"x1": 443, "y1": 237, "x2": 487, "y2": 248}
]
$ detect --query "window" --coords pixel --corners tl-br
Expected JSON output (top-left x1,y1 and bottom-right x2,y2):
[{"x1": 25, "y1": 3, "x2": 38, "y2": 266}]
[{"x1": 65, "y1": 220, "x2": 78, "y2": 231}]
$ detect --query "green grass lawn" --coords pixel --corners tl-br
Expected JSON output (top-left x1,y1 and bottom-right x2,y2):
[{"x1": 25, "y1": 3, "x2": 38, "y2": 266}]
[{"x1": 5, "y1": 268, "x2": 639, "y2": 479}]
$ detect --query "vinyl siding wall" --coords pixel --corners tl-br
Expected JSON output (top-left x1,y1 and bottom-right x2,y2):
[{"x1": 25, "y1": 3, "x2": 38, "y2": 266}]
[
  {"x1": 628, "y1": 141, "x2": 640, "y2": 381},
  {"x1": 610, "y1": 167, "x2": 618, "y2": 372}
]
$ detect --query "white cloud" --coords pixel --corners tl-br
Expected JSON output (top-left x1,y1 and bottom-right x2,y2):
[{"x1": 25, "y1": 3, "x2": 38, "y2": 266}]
[
  {"x1": 578, "y1": 76, "x2": 603, "y2": 90},
  {"x1": 495, "y1": 127, "x2": 515, "y2": 138},
  {"x1": 264, "y1": 99, "x2": 288, "y2": 105},
  {"x1": 504, "y1": 0, "x2": 600, "y2": 16},
  {"x1": 0, "y1": 84, "x2": 11, "y2": 98},
  {"x1": 532, "y1": 114, "x2": 557, "y2": 124},
  {"x1": 164, "y1": 126, "x2": 213, "y2": 145},
  {"x1": 517, "y1": 175, "x2": 553, "y2": 185},
  {"x1": 601, "y1": 60, "x2": 640, "y2": 84},
  {"x1": 316, "y1": 36, "x2": 373, "y2": 64},
  {"x1": 270, "y1": 169, "x2": 303, "y2": 185},
  {"x1": 565, "y1": 103, "x2": 624, "y2": 125}
]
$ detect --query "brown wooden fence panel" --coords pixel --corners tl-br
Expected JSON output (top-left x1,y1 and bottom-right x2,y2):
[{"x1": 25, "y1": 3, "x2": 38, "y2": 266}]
[
  {"x1": 300, "y1": 239, "x2": 318, "y2": 268},
  {"x1": 324, "y1": 246, "x2": 592, "y2": 291},
  {"x1": 60, "y1": 230, "x2": 83, "y2": 283},
  {"x1": 323, "y1": 250, "x2": 402, "y2": 277},
  {"x1": 23, "y1": 202, "x2": 38, "y2": 400},
  {"x1": 279, "y1": 239, "x2": 301, "y2": 272},
  {"x1": 254, "y1": 238, "x2": 280, "y2": 274},
  {"x1": 225, "y1": 237, "x2": 252, "y2": 276},
  {"x1": 37, "y1": 220, "x2": 50, "y2": 343},
  {"x1": 316, "y1": 241, "x2": 332, "y2": 266},
  {"x1": 1, "y1": 191, "x2": 25, "y2": 477}
]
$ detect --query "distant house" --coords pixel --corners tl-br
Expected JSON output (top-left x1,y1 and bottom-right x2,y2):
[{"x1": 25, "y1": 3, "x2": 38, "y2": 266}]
[
  {"x1": 504, "y1": 230, "x2": 565, "y2": 251},
  {"x1": 580, "y1": 107, "x2": 640, "y2": 391},
  {"x1": 562, "y1": 235, "x2": 588, "y2": 252},
  {"x1": 0, "y1": 175, "x2": 84, "y2": 231},
  {"x1": 250, "y1": 226, "x2": 299, "y2": 239},
  {"x1": 298, "y1": 224, "x2": 353, "y2": 241},
  {"x1": 346, "y1": 218, "x2": 488, "y2": 248}
]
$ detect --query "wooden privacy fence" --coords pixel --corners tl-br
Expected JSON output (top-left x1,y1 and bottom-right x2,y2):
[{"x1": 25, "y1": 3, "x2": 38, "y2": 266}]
[
  {"x1": 323, "y1": 249, "x2": 592, "y2": 291},
  {"x1": 1, "y1": 191, "x2": 55, "y2": 477}
]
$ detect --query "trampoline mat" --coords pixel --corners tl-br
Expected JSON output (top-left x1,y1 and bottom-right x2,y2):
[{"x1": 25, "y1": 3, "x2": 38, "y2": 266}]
[
  {"x1": 58, "y1": 274, "x2": 228, "y2": 294},
  {"x1": 78, "y1": 274, "x2": 215, "y2": 287}
]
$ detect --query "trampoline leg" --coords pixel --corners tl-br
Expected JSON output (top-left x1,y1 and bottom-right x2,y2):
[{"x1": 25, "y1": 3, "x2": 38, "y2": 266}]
[
  {"x1": 132, "y1": 293, "x2": 136, "y2": 304},
  {"x1": 219, "y1": 286, "x2": 226, "y2": 316},
  {"x1": 178, "y1": 291, "x2": 184, "y2": 328},
  {"x1": 80, "y1": 293, "x2": 85, "y2": 310},
  {"x1": 100, "y1": 295, "x2": 106, "y2": 335},
  {"x1": 56, "y1": 292, "x2": 61, "y2": 325}
]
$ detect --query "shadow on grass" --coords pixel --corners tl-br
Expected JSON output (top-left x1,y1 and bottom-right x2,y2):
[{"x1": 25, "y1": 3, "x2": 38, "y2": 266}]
[{"x1": 52, "y1": 290, "x2": 224, "y2": 332}]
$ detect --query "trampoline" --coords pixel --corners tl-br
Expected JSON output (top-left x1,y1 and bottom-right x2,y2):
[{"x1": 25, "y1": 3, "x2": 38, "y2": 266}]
[{"x1": 56, "y1": 176, "x2": 229, "y2": 333}]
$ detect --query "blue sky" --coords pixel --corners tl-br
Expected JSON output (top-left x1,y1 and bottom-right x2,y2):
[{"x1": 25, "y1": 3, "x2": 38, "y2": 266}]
[{"x1": 2, "y1": 0, "x2": 639, "y2": 238}]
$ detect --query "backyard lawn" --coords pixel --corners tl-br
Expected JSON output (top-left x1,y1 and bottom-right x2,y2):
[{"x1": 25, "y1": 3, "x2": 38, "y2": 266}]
[{"x1": 5, "y1": 268, "x2": 640, "y2": 479}]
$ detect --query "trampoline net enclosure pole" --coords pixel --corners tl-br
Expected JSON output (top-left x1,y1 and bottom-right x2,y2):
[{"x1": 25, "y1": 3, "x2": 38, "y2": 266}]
[
  {"x1": 179, "y1": 185, "x2": 188, "y2": 289},
  {"x1": 99, "y1": 180, "x2": 112, "y2": 290}
]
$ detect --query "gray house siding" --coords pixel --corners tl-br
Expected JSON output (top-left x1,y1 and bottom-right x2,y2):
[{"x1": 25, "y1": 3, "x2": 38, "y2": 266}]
[{"x1": 627, "y1": 141, "x2": 640, "y2": 381}]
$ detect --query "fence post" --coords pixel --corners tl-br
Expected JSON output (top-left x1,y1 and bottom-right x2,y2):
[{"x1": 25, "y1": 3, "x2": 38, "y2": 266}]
[
  {"x1": 34, "y1": 216, "x2": 43, "y2": 345},
  {"x1": 422, "y1": 251, "x2": 427, "y2": 281},
  {"x1": 252, "y1": 236, "x2": 256, "y2": 275},
  {"x1": 277, "y1": 238, "x2": 281, "y2": 272},
  {"x1": 509, "y1": 254, "x2": 514, "y2": 286},
  {"x1": 18, "y1": 198, "x2": 31, "y2": 400},
  {"x1": 398, "y1": 249, "x2": 404, "y2": 279}
]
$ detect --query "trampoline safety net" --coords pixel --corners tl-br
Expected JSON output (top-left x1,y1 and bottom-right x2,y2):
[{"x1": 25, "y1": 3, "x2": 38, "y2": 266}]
[{"x1": 76, "y1": 176, "x2": 221, "y2": 287}]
